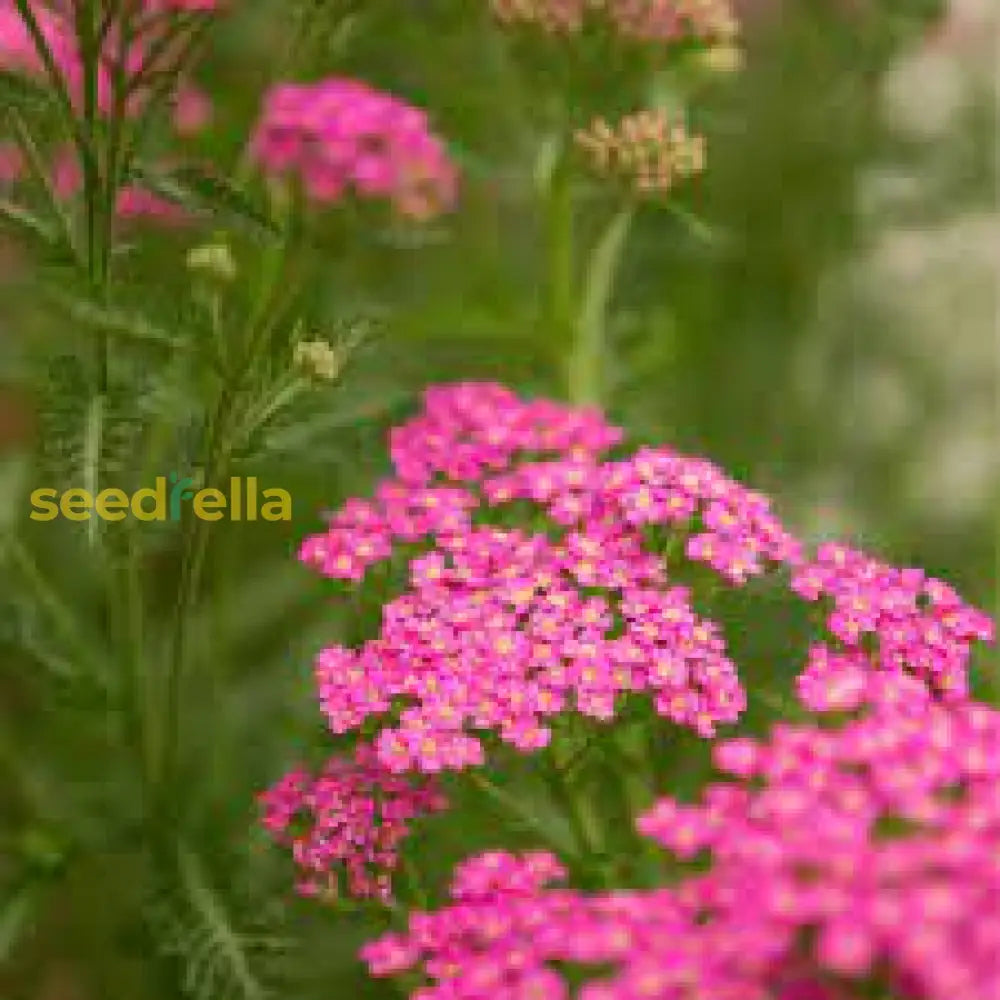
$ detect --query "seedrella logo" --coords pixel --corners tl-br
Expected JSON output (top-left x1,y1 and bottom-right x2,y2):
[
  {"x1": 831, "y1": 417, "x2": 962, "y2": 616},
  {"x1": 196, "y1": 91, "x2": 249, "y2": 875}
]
[{"x1": 30, "y1": 474, "x2": 292, "y2": 522}]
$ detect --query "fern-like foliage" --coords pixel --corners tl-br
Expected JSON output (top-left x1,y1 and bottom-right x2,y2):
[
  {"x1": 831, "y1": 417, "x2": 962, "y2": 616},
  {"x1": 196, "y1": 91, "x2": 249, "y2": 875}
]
[
  {"x1": 33, "y1": 354, "x2": 153, "y2": 492},
  {"x1": 145, "y1": 845, "x2": 291, "y2": 1000}
]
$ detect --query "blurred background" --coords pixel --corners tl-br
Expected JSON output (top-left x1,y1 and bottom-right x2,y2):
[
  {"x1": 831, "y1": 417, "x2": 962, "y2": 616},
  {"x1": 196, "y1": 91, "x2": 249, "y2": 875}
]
[{"x1": 0, "y1": 0, "x2": 996, "y2": 997}]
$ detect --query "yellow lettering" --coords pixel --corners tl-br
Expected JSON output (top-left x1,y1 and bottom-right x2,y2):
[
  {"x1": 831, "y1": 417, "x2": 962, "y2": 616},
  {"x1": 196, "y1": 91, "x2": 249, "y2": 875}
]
[
  {"x1": 193, "y1": 488, "x2": 225, "y2": 521},
  {"x1": 60, "y1": 488, "x2": 92, "y2": 521},
  {"x1": 95, "y1": 488, "x2": 129, "y2": 521},
  {"x1": 29, "y1": 488, "x2": 59, "y2": 521},
  {"x1": 132, "y1": 477, "x2": 167, "y2": 521},
  {"x1": 261, "y1": 489, "x2": 292, "y2": 521}
]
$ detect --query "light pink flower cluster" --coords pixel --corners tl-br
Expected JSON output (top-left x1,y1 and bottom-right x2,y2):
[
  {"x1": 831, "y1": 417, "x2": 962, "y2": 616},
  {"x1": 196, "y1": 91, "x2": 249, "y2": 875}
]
[
  {"x1": 249, "y1": 79, "x2": 459, "y2": 220},
  {"x1": 574, "y1": 110, "x2": 706, "y2": 195},
  {"x1": 259, "y1": 743, "x2": 448, "y2": 902},
  {"x1": 296, "y1": 384, "x2": 992, "y2": 779},
  {"x1": 362, "y1": 683, "x2": 1000, "y2": 999},
  {"x1": 490, "y1": 0, "x2": 738, "y2": 46}
]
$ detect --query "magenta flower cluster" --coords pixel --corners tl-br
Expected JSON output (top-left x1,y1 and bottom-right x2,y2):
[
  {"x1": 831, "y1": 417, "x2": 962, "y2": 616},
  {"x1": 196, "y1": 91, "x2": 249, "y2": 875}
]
[
  {"x1": 249, "y1": 79, "x2": 459, "y2": 220},
  {"x1": 258, "y1": 742, "x2": 448, "y2": 902},
  {"x1": 361, "y1": 679, "x2": 1000, "y2": 999},
  {"x1": 791, "y1": 543, "x2": 992, "y2": 703},
  {"x1": 292, "y1": 383, "x2": 990, "y2": 781}
]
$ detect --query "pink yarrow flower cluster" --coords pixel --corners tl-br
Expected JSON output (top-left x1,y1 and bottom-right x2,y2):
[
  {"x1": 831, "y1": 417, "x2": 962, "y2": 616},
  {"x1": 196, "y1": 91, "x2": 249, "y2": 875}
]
[
  {"x1": 295, "y1": 384, "x2": 992, "y2": 781},
  {"x1": 250, "y1": 79, "x2": 459, "y2": 221},
  {"x1": 259, "y1": 743, "x2": 447, "y2": 902},
  {"x1": 362, "y1": 682, "x2": 1000, "y2": 999},
  {"x1": 792, "y1": 543, "x2": 994, "y2": 704}
]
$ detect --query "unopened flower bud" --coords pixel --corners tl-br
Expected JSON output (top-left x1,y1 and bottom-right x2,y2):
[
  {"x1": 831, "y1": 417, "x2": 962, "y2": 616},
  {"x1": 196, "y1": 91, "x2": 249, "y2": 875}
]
[
  {"x1": 575, "y1": 110, "x2": 706, "y2": 196},
  {"x1": 700, "y1": 43, "x2": 744, "y2": 74},
  {"x1": 294, "y1": 339, "x2": 342, "y2": 382},
  {"x1": 186, "y1": 242, "x2": 236, "y2": 282}
]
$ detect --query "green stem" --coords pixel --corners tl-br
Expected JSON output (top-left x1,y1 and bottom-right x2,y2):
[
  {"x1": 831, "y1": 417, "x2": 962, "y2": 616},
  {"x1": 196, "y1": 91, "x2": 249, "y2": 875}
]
[
  {"x1": 156, "y1": 227, "x2": 297, "y2": 822},
  {"x1": 541, "y1": 741, "x2": 603, "y2": 860},
  {"x1": 158, "y1": 389, "x2": 233, "y2": 821},
  {"x1": 567, "y1": 205, "x2": 634, "y2": 408},
  {"x1": 546, "y1": 155, "x2": 576, "y2": 377}
]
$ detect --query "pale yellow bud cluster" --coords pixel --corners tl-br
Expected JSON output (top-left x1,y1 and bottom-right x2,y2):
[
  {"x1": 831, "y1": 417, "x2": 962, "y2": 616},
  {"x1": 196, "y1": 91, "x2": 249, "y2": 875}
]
[
  {"x1": 186, "y1": 241, "x2": 237, "y2": 282},
  {"x1": 293, "y1": 340, "x2": 343, "y2": 382},
  {"x1": 574, "y1": 110, "x2": 706, "y2": 194}
]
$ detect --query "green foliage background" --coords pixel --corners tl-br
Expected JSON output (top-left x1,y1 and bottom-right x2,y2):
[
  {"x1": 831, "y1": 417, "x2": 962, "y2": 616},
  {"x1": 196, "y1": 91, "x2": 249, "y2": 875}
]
[{"x1": 0, "y1": 1, "x2": 995, "y2": 998}]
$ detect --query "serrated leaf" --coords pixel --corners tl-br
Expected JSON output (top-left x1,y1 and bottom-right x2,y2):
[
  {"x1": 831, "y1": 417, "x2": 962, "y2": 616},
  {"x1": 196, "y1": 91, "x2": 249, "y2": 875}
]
[
  {"x1": 33, "y1": 354, "x2": 157, "y2": 492},
  {"x1": 132, "y1": 163, "x2": 279, "y2": 238},
  {"x1": 146, "y1": 845, "x2": 286, "y2": 1000}
]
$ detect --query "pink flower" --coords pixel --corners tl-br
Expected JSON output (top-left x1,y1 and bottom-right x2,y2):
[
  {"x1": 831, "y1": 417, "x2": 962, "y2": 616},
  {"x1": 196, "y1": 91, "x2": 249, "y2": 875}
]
[
  {"x1": 250, "y1": 78, "x2": 459, "y2": 220},
  {"x1": 362, "y1": 692, "x2": 1000, "y2": 999},
  {"x1": 172, "y1": 83, "x2": 213, "y2": 135},
  {"x1": 259, "y1": 743, "x2": 448, "y2": 902},
  {"x1": 791, "y1": 544, "x2": 994, "y2": 701},
  {"x1": 292, "y1": 384, "x2": 993, "y2": 782}
]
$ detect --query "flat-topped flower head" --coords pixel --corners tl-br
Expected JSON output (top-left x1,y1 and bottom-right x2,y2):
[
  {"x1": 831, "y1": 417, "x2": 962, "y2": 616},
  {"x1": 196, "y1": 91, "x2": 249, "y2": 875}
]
[
  {"x1": 250, "y1": 79, "x2": 459, "y2": 220},
  {"x1": 295, "y1": 384, "x2": 993, "y2": 782}
]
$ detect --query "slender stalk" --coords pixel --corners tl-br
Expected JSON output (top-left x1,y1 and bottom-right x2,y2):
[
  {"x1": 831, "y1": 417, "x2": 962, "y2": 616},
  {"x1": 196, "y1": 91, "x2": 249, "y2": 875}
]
[
  {"x1": 546, "y1": 153, "x2": 576, "y2": 373},
  {"x1": 398, "y1": 856, "x2": 429, "y2": 911},
  {"x1": 158, "y1": 380, "x2": 234, "y2": 820},
  {"x1": 5, "y1": 108, "x2": 78, "y2": 259},
  {"x1": 567, "y1": 205, "x2": 633, "y2": 407},
  {"x1": 157, "y1": 224, "x2": 297, "y2": 821}
]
